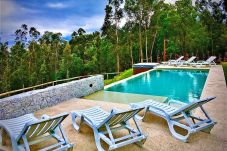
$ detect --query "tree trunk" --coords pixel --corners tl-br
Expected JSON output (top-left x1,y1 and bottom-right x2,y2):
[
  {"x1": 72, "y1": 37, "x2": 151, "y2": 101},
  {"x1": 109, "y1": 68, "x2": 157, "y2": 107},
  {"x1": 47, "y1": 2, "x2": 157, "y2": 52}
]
[
  {"x1": 145, "y1": 26, "x2": 148, "y2": 62},
  {"x1": 211, "y1": 29, "x2": 214, "y2": 56},
  {"x1": 139, "y1": 22, "x2": 143, "y2": 63},
  {"x1": 115, "y1": 19, "x2": 120, "y2": 73},
  {"x1": 129, "y1": 32, "x2": 134, "y2": 66},
  {"x1": 55, "y1": 45, "x2": 57, "y2": 80},
  {"x1": 150, "y1": 30, "x2": 157, "y2": 62},
  {"x1": 163, "y1": 37, "x2": 166, "y2": 61}
]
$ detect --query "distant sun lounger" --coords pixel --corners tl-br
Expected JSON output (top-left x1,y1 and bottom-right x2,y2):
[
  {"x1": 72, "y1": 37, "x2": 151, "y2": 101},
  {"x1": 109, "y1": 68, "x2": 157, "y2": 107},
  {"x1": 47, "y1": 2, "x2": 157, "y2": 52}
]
[
  {"x1": 190, "y1": 56, "x2": 216, "y2": 66},
  {"x1": 0, "y1": 112, "x2": 73, "y2": 151},
  {"x1": 129, "y1": 97, "x2": 217, "y2": 142},
  {"x1": 180, "y1": 56, "x2": 196, "y2": 66},
  {"x1": 71, "y1": 106, "x2": 147, "y2": 151},
  {"x1": 162, "y1": 56, "x2": 184, "y2": 66}
]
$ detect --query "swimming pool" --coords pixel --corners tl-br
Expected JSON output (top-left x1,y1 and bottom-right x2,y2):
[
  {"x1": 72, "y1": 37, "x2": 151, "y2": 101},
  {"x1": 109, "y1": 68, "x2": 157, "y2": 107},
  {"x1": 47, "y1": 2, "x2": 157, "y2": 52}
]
[{"x1": 105, "y1": 69, "x2": 208, "y2": 103}]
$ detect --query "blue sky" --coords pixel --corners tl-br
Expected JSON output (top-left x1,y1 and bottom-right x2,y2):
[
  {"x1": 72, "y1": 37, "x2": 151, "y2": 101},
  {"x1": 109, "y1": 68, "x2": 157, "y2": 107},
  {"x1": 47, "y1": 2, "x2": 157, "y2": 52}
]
[{"x1": 0, "y1": 0, "x2": 108, "y2": 43}]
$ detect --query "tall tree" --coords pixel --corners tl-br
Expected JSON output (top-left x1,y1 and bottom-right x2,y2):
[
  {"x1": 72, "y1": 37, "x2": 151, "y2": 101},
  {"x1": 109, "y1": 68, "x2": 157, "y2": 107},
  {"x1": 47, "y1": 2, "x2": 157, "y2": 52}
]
[{"x1": 108, "y1": 0, "x2": 124, "y2": 72}]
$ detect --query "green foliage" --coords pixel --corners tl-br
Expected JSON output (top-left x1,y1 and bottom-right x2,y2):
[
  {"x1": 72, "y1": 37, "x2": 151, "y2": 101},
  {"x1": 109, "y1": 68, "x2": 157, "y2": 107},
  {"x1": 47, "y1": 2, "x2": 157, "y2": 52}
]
[
  {"x1": 0, "y1": 0, "x2": 226, "y2": 94},
  {"x1": 104, "y1": 69, "x2": 133, "y2": 85},
  {"x1": 221, "y1": 62, "x2": 227, "y2": 85}
]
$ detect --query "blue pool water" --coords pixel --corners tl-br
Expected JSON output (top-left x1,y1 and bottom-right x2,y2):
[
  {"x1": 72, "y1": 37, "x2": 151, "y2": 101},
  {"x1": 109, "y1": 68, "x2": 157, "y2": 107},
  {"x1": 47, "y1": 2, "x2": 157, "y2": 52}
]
[{"x1": 105, "y1": 69, "x2": 208, "y2": 103}]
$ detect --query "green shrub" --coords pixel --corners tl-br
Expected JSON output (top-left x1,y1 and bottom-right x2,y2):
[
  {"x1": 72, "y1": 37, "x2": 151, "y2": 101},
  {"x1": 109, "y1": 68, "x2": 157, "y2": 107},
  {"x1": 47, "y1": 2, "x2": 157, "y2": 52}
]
[
  {"x1": 104, "y1": 69, "x2": 133, "y2": 85},
  {"x1": 221, "y1": 62, "x2": 227, "y2": 85}
]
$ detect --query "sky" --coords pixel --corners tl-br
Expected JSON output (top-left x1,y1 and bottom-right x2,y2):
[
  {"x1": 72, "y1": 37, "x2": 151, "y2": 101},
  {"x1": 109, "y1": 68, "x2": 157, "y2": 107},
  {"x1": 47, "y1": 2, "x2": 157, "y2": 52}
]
[
  {"x1": 0, "y1": 0, "x2": 220, "y2": 44},
  {"x1": 0, "y1": 0, "x2": 108, "y2": 43}
]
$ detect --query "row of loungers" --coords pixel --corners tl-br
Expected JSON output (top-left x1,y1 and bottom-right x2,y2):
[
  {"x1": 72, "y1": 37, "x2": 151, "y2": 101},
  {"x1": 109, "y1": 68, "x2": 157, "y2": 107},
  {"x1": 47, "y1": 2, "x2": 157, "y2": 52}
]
[
  {"x1": 0, "y1": 97, "x2": 217, "y2": 151},
  {"x1": 163, "y1": 56, "x2": 216, "y2": 66}
]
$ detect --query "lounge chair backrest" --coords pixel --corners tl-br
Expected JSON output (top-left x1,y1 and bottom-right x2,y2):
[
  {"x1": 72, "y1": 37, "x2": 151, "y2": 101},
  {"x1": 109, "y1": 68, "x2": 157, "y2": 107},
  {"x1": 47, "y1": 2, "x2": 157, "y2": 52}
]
[
  {"x1": 169, "y1": 97, "x2": 216, "y2": 117},
  {"x1": 206, "y1": 56, "x2": 216, "y2": 63},
  {"x1": 98, "y1": 107, "x2": 144, "y2": 128},
  {"x1": 17, "y1": 112, "x2": 68, "y2": 143},
  {"x1": 176, "y1": 56, "x2": 184, "y2": 61},
  {"x1": 187, "y1": 56, "x2": 196, "y2": 63}
]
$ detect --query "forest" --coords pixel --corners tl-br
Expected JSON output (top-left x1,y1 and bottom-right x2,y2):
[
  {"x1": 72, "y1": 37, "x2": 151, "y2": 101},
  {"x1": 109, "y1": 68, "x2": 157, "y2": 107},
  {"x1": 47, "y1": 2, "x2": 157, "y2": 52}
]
[{"x1": 0, "y1": 0, "x2": 226, "y2": 94}]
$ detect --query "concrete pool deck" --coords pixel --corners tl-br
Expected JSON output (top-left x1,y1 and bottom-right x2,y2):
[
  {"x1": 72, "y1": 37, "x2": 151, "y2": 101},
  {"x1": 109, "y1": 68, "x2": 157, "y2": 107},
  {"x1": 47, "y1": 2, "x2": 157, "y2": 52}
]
[{"x1": 1, "y1": 65, "x2": 226, "y2": 151}]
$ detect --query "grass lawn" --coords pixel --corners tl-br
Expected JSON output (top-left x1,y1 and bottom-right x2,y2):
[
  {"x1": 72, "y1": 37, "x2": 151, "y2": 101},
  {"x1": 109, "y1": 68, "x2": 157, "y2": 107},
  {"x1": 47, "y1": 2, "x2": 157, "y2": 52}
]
[
  {"x1": 221, "y1": 62, "x2": 227, "y2": 85},
  {"x1": 104, "y1": 68, "x2": 133, "y2": 85}
]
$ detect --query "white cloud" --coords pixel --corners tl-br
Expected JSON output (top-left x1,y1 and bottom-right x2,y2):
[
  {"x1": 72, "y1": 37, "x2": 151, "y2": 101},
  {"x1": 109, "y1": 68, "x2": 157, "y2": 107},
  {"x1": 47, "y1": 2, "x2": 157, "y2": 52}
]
[
  {"x1": 46, "y1": 2, "x2": 68, "y2": 9},
  {"x1": 1, "y1": 14, "x2": 105, "y2": 42},
  {"x1": 0, "y1": 0, "x2": 17, "y2": 17},
  {"x1": 0, "y1": 0, "x2": 105, "y2": 42},
  {"x1": 36, "y1": 15, "x2": 105, "y2": 36},
  {"x1": 0, "y1": 0, "x2": 39, "y2": 18}
]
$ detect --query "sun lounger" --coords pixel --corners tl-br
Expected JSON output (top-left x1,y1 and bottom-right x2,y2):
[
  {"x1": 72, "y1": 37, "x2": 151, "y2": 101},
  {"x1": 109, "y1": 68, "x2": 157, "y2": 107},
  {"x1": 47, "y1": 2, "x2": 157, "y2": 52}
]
[
  {"x1": 180, "y1": 56, "x2": 196, "y2": 66},
  {"x1": 162, "y1": 56, "x2": 184, "y2": 66},
  {"x1": 0, "y1": 113, "x2": 73, "y2": 151},
  {"x1": 71, "y1": 106, "x2": 147, "y2": 151},
  {"x1": 190, "y1": 56, "x2": 216, "y2": 66},
  {"x1": 129, "y1": 97, "x2": 217, "y2": 142}
]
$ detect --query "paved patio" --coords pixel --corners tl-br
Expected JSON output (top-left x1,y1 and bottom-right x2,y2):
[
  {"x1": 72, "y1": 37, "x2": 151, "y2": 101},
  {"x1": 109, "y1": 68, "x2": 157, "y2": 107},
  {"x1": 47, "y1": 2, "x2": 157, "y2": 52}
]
[{"x1": 1, "y1": 65, "x2": 226, "y2": 151}]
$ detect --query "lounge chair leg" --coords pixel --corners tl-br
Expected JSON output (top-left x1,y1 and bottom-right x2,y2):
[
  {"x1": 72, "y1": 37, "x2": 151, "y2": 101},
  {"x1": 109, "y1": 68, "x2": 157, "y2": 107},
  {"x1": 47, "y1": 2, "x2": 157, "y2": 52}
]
[
  {"x1": 71, "y1": 113, "x2": 83, "y2": 132},
  {"x1": 1, "y1": 129, "x2": 22, "y2": 151},
  {"x1": 168, "y1": 122, "x2": 190, "y2": 142},
  {"x1": 135, "y1": 107, "x2": 149, "y2": 121},
  {"x1": 11, "y1": 136, "x2": 22, "y2": 151},
  {"x1": 135, "y1": 137, "x2": 147, "y2": 147},
  {"x1": 66, "y1": 144, "x2": 74, "y2": 151},
  {"x1": 1, "y1": 128, "x2": 6, "y2": 146},
  {"x1": 201, "y1": 123, "x2": 216, "y2": 133},
  {"x1": 93, "y1": 129, "x2": 105, "y2": 151}
]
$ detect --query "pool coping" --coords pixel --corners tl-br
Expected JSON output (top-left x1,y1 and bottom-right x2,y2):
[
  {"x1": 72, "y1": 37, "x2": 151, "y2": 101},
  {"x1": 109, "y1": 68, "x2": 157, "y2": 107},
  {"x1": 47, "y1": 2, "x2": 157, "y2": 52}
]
[
  {"x1": 104, "y1": 65, "x2": 211, "y2": 101},
  {"x1": 104, "y1": 67, "x2": 156, "y2": 89}
]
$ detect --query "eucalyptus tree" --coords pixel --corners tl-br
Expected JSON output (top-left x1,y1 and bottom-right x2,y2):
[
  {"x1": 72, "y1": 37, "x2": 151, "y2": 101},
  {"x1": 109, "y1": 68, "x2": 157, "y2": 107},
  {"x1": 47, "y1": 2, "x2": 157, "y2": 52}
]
[
  {"x1": 28, "y1": 27, "x2": 40, "y2": 84},
  {"x1": 78, "y1": 28, "x2": 86, "y2": 36},
  {"x1": 109, "y1": 0, "x2": 124, "y2": 72},
  {"x1": 101, "y1": 5, "x2": 113, "y2": 37},
  {"x1": 125, "y1": 0, "x2": 148, "y2": 62},
  {"x1": 0, "y1": 42, "x2": 10, "y2": 93},
  {"x1": 124, "y1": 21, "x2": 135, "y2": 65},
  {"x1": 15, "y1": 24, "x2": 28, "y2": 46},
  {"x1": 196, "y1": 0, "x2": 227, "y2": 56},
  {"x1": 175, "y1": 0, "x2": 197, "y2": 55}
]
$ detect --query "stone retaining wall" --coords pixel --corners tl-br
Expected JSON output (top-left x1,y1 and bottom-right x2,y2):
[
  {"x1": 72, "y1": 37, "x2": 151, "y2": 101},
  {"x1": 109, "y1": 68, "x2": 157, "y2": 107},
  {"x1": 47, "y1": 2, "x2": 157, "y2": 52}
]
[{"x1": 0, "y1": 75, "x2": 104, "y2": 120}]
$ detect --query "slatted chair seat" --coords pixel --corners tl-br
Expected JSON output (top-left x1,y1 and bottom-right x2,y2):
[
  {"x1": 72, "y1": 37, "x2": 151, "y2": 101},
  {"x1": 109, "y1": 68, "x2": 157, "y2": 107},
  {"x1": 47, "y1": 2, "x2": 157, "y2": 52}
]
[
  {"x1": 0, "y1": 113, "x2": 74, "y2": 151},
  {"x1": 0, "y1": 114, "x2": 37, "y2": 140},
  {"x1": 71, "y1": 106, "x2": 147, "y2": 151},
  {"x1": 132, "y1": 100, "x2": 179, "y2": 117},
  {"x1": 74, "y1": 107, "x2": 110, "y2": 127},
  {"x1": 130, "y1": 97, "x2": 217, "y2": 142}
]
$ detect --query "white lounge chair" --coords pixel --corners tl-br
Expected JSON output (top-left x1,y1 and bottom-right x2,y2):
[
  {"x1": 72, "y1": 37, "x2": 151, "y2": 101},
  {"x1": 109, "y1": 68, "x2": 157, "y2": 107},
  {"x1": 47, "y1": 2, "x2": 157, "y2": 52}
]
[
  {"x1": 0, "y1": 112, "x2": 73, "y2": 151},
  {"x1": 180, "y1": 56, "x2": 196, "y2": 66},
  {"x1": 167, "y1": 56, "x2": 184, "y2": 66},
  {"x1": 129, "y1": 97, "x2": 217, "y2": 142},
  {"x1": 71, "y1": 106, "x2": 147, "y2": 151},
  {"x1": 190, "y1": 56, "x2": 216, "y2": 66}
]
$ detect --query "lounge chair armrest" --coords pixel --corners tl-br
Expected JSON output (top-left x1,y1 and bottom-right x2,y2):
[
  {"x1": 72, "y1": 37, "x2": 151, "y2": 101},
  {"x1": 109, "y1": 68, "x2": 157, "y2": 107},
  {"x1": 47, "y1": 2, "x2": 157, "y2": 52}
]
[
  {"x1": 41, "y1": 114, "x2": 50, "y2": 120},
  {"x1": 112, "y1": 108, "x2": 121, "y2": 113},
  {"x1": 129, "y1": 103, "x2": 144, "y2": 109},
  {"x1": 168, "y1": 100, "x2": 187, "y2": 106},
  {"x1": 148, "y1": 105, "x2": 169, "y2": 118}
]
